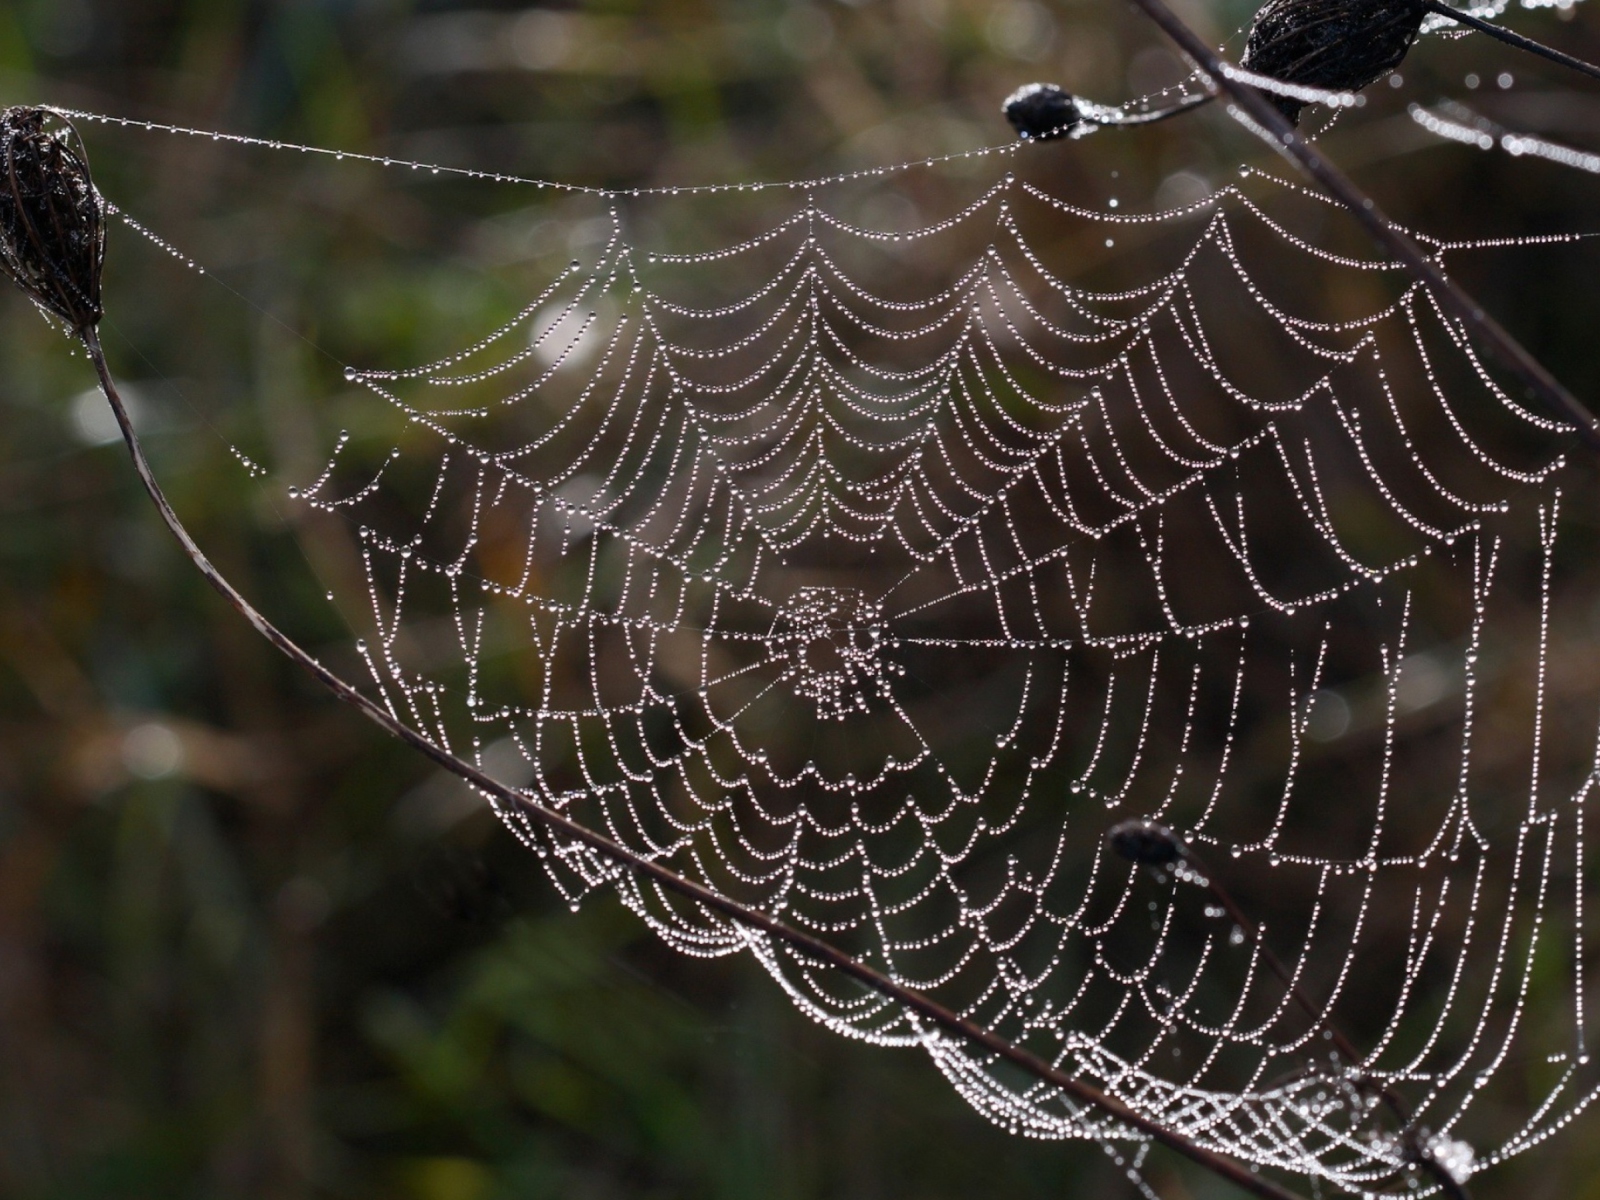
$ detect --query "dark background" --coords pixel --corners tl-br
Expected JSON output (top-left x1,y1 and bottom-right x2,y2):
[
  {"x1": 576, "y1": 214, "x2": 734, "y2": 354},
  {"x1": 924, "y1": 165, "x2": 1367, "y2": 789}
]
[{"x1": 4, "y1": 1, "x2": 1600, "y2": 1198}]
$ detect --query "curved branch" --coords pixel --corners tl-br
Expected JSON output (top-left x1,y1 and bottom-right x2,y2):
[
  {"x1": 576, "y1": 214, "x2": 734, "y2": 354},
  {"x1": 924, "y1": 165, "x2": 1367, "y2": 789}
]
[{"x1": 82, "y1": 327, "x2": 1311, "y2": 1200}]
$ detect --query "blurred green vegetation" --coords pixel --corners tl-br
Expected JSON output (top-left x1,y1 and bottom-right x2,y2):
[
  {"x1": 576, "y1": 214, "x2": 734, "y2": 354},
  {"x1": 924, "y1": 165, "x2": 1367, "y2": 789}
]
[{"x1": 3, "y1": 1, "x2": 1600, "y2": 1198}]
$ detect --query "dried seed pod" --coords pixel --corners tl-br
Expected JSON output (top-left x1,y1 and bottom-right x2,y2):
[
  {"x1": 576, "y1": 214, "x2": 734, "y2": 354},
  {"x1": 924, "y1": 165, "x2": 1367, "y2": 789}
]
[
  {"x1": 0, "y1": 106, "x2": 105, "y2": 334},
  {"x1": 1107, "y1": 819, "x2": 1185, "y2": 866},
  {"x1": 1003, "y1": 83, "x2": 1084, "y2": 141},
  {"x1": 1240, "y1": 0, "x2": 1426, "y2": 124}
]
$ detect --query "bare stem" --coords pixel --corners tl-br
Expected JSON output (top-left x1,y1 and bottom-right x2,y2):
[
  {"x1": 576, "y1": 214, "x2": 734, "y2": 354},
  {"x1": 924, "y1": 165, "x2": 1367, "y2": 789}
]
[
  {"x1": 82, "y1": 326, "x2": 1310, "y2": 1200},
  {"x1": 1106, "y1": 5, "x2": 1589, "y2": 1174},
  {"x1": 1099, "y1": 91, "x2": 1217, "y2": 125},
  {"x1": 1124, "y1": 0, "x2": 1600, "y2": 452},
  {"x1": 1425, "y1": 0, "x2": 1600, "y2": 84}
]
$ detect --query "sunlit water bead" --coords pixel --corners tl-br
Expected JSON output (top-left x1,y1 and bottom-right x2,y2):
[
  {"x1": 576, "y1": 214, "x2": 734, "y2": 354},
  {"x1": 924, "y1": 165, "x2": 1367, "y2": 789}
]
[
  {"x1": 228, "y1": 446, "x2": 267, "y2": 478},
  {"x1": 109, "y1": 208, "x2": 205, "y2": 274}
]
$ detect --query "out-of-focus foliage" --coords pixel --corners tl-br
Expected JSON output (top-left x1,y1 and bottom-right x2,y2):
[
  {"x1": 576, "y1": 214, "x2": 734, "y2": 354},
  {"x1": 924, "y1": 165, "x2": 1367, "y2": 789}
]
[{"x1": 3, "y1": 2, "x2": 1600, "y2": 1198}]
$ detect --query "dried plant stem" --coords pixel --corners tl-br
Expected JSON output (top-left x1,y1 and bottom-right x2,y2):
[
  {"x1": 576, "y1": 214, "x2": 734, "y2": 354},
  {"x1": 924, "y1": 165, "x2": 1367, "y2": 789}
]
[
  {"x1": 82, "y1": 327, "x2": 1310, "y2": 1200},
  {"x1": 1092, "y1": 10, "x2": 1592, "y2": 1174},
  {"x1": 1126, "y1": 0, "x2": 1600, "y2": 452},
  {"x1": 1425, "y1": 0, "x2": 1600, "y2": 84},
  {"x1": 1101, "y1": 92, "x2": 1217, "y2": 125}
]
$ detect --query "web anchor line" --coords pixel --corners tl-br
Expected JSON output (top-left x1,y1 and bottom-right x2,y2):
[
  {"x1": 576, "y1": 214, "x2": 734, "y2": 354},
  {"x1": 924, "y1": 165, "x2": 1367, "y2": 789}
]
[{"x1": 1124, "y1": 0, "x2": 1600, "y2": 452}]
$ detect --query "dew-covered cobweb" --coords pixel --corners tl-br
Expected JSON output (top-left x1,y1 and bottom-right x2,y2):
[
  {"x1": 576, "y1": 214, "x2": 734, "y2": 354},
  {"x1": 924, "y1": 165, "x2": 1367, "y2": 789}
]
[{"x1": 65, "y1": 41, "x2": 1600, "y2": 1194}]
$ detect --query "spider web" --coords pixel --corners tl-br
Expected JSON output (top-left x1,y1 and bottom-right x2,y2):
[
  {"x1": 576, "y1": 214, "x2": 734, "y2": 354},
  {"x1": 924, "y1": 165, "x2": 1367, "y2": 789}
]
[{"x1": 86, "y1": 103, "x2": 1600, "y2": 1195}]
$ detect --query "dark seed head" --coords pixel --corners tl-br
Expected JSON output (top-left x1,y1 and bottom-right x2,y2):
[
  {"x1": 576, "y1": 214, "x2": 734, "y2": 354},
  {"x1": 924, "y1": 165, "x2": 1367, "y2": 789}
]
[
  {"x1": 1240, "y1": 0, "x2": 1426, "y2": 125},
  {"x1": 1003, "y1": 83, "x2": 1083, "y2": 141},
  {"x1": 1108, "y1": 819, "x2": 1185, "y2": 866},
  {"x1": 0, "y1": 107, "x2": 105, "y2": 334}
]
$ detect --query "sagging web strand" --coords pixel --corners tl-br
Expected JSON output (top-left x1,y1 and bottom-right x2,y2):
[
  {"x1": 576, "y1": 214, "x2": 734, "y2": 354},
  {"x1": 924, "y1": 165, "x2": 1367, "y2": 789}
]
[{"x1": 104, "y1": 128, "x2": 1600, "y2": 1196}]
